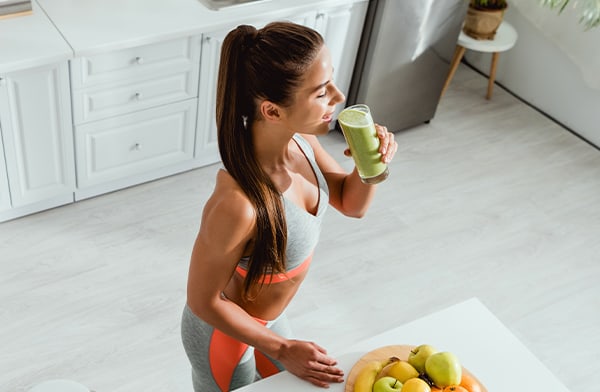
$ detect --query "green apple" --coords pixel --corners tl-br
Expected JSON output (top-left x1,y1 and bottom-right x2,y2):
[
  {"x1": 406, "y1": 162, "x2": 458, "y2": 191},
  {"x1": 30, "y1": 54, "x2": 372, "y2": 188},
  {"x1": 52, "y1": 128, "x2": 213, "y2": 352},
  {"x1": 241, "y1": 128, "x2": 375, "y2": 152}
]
[
  {"x1": 373, "y1": 376, "x2": 403, "y2": 392},
  {"x1": 407, "y1": 344, "x2": 438, "y2": 374},
  {"x1": 379, "y1": 360, "x2": 419, "y2": 383},
  {"x1": 400, "y1": 377, "x2": 431, "y2": 392},
  {"x1": 424, "y1": 351, "x2": 462, "y2": 388}
]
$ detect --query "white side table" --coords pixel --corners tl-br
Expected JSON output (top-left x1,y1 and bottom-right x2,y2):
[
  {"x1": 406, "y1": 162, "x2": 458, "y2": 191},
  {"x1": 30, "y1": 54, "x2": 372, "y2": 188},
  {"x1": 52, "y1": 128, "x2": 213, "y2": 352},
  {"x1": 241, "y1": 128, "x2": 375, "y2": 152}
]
[{"x1": 442, "y1": 21, "x2": 518, "y2": 99}]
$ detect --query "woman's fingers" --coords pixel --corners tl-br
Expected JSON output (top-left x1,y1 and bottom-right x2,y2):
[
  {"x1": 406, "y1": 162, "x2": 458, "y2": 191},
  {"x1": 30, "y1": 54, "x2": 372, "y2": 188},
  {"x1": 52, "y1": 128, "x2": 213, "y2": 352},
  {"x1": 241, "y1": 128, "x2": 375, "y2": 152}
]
[
  {"x1": 376, "y1": 124, "x2": 389, "y2": 154},
  {"x1": 343, "y1": 124, "x2": 397, "y2": 163},
  {"x1": 306, "y1": 364, "x2": 345, "y2": 387},
  {"x1": 307, "y1": 347, "x2": 344, "y2": 386},
  {"x1": 375, "y1": 124, "x2": 397, "y2": 163}
]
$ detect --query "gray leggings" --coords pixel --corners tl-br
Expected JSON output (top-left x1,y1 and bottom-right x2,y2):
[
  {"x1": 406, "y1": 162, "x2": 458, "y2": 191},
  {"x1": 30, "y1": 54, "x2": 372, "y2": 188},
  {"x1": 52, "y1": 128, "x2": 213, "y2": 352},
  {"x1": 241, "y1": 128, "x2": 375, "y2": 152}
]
[{"x1": 181, "y1": 304, "x2": 292, "y2": 391}]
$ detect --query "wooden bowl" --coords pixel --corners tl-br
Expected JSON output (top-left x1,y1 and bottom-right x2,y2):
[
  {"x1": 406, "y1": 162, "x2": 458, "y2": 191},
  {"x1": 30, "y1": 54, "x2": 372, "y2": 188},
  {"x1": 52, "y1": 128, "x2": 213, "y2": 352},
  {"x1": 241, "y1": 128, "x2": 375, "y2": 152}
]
[{"x1": 344, "y1": 345, "x2": 487, "y2": 392}]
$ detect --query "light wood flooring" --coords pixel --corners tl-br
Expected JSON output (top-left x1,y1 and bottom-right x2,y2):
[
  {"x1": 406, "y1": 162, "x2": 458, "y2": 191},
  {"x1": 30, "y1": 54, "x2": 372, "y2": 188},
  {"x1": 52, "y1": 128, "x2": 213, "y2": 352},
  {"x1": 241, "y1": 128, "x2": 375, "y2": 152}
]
[{"x1": 1, "y1": 64, "x2": 599, "y2": 391}]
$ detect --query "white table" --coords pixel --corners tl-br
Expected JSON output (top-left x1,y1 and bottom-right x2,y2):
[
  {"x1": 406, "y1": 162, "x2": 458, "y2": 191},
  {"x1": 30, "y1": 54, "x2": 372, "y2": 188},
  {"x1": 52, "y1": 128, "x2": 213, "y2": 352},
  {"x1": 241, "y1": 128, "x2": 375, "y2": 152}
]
[
  {"x1": 442, "y1": 21, "x2": 518, "y2": 99},
  {"x1": 238, "y1": 298, "x2": 571, "y2": 391}
]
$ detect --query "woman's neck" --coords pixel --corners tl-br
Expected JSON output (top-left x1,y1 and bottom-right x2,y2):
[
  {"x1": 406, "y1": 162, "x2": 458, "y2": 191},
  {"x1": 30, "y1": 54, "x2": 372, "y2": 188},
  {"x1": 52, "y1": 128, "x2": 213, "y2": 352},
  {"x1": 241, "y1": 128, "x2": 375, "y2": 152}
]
[{"x1": 251, "y1": 121, "x2": 295, "y2": 173}]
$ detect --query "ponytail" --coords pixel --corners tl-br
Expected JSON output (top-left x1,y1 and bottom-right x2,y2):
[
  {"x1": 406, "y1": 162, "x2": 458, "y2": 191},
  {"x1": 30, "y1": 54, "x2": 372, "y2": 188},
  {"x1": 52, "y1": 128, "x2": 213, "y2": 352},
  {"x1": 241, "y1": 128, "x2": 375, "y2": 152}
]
[{"x1": 216, "y1": 22, "x2": 323, "y2": 298}]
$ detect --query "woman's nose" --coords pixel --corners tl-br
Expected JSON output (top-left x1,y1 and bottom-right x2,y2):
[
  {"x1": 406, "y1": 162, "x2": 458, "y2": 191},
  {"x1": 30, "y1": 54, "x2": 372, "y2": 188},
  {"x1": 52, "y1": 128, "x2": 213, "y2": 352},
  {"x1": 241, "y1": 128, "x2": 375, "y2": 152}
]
[{"x1": 329, "y1": 83, "x2": 345, "y2": 105}]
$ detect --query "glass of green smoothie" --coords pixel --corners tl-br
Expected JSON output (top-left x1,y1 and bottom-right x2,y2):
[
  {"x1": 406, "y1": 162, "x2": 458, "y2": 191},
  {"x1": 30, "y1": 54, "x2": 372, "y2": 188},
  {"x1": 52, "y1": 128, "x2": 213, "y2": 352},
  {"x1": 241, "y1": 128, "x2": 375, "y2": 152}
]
[{"x1": 337, "y1": 104, "x2": 389, "y2": 184}]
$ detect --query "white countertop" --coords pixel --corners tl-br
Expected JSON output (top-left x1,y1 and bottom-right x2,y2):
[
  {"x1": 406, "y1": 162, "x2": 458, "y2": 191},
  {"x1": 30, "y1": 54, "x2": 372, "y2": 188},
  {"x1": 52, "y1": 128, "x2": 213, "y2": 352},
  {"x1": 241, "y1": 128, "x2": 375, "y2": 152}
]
[
  {"x1": 34, "y1": 0, "x2": 361, "y2": 56},
  {"x1": 237, "y1": 298, "x2": 571, "y2": 392},
  {"x1": 0, "y1": 0, "x2": 363, "y2": 71},
  {"x1": 0, "y1": 1, "x2": 72, "y2": 73}
]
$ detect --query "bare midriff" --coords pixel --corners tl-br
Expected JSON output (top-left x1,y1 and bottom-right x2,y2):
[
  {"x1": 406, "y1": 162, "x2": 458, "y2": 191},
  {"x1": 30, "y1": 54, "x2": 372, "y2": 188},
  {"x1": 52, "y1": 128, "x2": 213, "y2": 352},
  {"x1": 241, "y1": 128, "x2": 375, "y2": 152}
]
[{"x1": 222, "y1": 267, "x2": 309, "y2": 321}]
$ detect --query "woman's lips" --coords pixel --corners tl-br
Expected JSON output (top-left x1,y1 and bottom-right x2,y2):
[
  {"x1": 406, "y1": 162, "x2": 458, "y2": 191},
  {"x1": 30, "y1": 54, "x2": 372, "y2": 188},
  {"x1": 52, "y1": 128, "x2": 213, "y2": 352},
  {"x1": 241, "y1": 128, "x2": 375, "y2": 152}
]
[{"x1": 323, "y1": 112, "x2": 334, "y2": 122}]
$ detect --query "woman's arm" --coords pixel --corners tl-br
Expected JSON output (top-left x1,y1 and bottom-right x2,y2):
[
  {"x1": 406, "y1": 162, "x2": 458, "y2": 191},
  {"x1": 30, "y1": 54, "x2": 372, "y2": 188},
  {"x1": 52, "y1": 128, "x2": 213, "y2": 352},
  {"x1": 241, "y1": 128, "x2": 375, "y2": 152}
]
[
  {"x1": 186, "y1": 182, "x2": 277, "y2": 350},
  {"x1": 302, "y1": 125, "x2": 397, "y2": 218},
  {"x1": 186, "y1": 172, "x2": 344, "y2": 387}
]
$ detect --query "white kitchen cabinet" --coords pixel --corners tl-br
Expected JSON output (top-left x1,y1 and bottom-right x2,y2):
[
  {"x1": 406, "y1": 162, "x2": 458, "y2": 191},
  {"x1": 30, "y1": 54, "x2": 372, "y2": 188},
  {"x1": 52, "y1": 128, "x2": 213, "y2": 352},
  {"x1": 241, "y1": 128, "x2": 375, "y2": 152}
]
[
  {"x1": 0, "y1": 62, "x2": 75, "y2": 221},
  {"x1": 0, "y1": 0, "x2": 368, "y2": 221},
  {"x1": 71, "y1": 36, "x2": 202, "y2": 199},
  {"x1": 194, "y1": 1, "x2": 368, "y2": 166}
]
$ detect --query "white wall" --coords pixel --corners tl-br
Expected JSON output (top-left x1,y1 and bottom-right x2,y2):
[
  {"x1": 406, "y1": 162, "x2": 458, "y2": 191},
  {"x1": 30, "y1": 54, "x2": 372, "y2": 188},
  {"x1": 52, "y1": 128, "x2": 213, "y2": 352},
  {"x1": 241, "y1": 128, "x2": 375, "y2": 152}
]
[{"x1": 464, "y1": 2, "x2": 600, "y2": 148}]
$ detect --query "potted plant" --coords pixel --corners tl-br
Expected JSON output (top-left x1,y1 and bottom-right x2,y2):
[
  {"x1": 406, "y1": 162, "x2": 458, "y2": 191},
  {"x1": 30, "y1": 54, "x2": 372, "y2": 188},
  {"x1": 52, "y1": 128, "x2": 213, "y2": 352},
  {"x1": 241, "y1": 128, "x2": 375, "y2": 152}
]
[
  {"x1": 540, "y1": 0, "x2": 600, "y2": 30},
  {"x1": 463, "y1": 0, "x2": 509, "y2": 40}
]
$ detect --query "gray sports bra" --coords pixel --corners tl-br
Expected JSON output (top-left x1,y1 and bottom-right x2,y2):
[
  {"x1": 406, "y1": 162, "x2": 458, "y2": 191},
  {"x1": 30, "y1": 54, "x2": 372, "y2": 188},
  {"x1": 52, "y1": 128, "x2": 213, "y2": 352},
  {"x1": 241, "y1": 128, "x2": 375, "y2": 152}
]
[{"x1": 235, "y1": 134, "x2": 329, "y2": 281}]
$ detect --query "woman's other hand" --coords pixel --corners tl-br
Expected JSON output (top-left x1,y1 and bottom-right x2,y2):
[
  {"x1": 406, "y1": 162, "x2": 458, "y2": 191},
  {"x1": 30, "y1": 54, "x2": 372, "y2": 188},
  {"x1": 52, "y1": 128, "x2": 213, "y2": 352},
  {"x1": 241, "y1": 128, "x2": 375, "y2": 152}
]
[
  {"x1": 375, "y1": 124, "x2": 397, "y2": 164},
  {"x1": 278, "y1": 339, "x2": 344, "y2": 388},
  {"x1": 342, "y1": 124, "x2": 398, "y2": 164}
]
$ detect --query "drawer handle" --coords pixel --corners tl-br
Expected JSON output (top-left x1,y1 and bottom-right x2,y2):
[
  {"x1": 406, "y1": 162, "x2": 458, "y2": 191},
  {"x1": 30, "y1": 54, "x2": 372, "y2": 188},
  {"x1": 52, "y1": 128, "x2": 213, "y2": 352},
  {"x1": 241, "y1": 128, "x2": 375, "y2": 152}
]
[
  {"x1": 133, "y1": 92, "x2": 143, "y2": 101},
  {"x1": 134, "y1": 56, "x2": 144, "y2": 65},
  {"x1": 132, "y1": 143, "x2": 142, "y2": 151}
]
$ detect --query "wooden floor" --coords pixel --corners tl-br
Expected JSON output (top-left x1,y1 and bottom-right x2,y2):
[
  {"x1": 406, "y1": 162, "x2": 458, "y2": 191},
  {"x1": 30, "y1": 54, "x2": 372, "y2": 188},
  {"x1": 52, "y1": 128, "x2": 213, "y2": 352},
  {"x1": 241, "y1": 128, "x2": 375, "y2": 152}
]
[{"x1": 2, "y1": 64, "x2": 599, "y2": 392}]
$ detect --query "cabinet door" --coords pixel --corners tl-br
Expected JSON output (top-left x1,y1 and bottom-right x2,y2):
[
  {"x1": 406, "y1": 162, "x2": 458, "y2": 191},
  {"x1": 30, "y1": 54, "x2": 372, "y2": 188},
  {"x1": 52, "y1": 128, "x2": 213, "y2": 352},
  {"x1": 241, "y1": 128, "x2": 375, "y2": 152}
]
[
  {"x1": 314, "y1": 1, "x2": 368, "y2": 118},
  {"x1": 0, "y1": 62, "x2": 75, "y2": 208},
  {"x1": 0, "y1": 122, "x2": 11, "y2": 211},
  {"x1": 195, "y1": 30, "x2": 227, "y2": 167}
]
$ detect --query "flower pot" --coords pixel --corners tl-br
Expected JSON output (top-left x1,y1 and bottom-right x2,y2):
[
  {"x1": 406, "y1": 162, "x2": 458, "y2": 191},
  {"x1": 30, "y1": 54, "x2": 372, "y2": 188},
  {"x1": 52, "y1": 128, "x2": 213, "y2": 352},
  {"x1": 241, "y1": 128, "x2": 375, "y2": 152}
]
[{"x1": 463, "y1": 5, "x2": 507, "y2": 40}]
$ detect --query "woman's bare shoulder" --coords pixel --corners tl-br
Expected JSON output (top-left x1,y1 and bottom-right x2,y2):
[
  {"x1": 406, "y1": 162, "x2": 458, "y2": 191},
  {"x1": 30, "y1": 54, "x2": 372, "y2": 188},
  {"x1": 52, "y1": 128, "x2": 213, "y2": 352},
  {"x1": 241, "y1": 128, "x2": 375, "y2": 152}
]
[{"x1": 203, "y1": 169, "x2": 255, "y2": 228}]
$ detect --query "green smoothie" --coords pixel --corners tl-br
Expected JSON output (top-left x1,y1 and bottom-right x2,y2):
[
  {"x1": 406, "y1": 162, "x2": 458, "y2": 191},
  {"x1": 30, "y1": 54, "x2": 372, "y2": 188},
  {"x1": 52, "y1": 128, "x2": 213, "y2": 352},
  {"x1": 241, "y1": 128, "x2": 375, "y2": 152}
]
[{"x1": 338, "y1": 106, "x2": 388, "y2": 183}]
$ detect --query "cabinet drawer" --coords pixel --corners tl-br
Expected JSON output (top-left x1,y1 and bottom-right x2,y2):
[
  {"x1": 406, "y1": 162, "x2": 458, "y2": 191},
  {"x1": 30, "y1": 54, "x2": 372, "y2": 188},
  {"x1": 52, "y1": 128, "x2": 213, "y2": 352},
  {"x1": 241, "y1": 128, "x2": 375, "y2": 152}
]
[
  {"x1": 72, "y1": 71, "x2": 196, "y2": 124},
  {"x1": 70, "y1": 36, "x2": 201, "y2": 88},
  {"x1": 74, "y1": 99, "x2": 197, "y2": 189}
]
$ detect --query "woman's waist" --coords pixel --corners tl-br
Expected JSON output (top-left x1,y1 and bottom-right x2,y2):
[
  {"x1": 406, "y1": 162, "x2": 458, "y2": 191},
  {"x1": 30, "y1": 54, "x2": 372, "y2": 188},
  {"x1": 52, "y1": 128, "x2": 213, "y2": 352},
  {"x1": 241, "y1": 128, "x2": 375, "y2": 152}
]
[{"x1": 223, "y1": 270, "x2": 307, "y2": 321}]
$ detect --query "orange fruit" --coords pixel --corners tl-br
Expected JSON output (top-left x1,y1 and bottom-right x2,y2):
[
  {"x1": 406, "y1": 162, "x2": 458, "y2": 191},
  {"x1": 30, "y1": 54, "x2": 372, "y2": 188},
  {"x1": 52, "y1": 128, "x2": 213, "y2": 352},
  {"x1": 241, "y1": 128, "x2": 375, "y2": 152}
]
[
  {"x1": 460, "y1": 371, "x2": 484, "y2": 392},
  {"x1": 442, "y1": 386, "x2": 468, "y2": 392}
]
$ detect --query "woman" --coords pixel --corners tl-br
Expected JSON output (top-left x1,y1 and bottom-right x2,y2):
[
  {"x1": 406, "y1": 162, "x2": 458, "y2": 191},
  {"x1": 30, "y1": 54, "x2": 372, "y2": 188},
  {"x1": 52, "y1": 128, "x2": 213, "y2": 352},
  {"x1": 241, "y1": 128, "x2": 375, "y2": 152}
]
[{"x1": 181, "y1": 21, "x2": 397, "y2": 391}]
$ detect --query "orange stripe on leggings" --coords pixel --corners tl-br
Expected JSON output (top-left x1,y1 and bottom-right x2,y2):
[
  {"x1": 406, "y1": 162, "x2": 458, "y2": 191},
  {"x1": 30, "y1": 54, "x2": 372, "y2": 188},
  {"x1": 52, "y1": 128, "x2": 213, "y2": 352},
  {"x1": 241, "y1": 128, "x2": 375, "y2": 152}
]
[
  {"x1": 208, "y1": 318, "x2": 268, "y2": 392},
  {"x1": 255, "y1": 350, "x2": 281, "y2": 379}
]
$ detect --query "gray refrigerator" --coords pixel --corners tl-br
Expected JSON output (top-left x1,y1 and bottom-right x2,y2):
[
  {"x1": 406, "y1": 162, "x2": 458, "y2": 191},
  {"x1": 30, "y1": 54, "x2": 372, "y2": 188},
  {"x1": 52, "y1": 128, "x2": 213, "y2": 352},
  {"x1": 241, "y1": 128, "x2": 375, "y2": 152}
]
[{"x1": 347, "y1": 0, "x2": 468, "y2": 132}]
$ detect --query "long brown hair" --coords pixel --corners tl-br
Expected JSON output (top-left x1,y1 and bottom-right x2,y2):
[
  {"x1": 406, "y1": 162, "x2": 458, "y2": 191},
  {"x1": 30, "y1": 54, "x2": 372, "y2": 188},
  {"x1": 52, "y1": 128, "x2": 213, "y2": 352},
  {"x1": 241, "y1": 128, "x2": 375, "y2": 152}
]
[{"x1": 216, "y1": 22, "x2": 324, "y2": 298}]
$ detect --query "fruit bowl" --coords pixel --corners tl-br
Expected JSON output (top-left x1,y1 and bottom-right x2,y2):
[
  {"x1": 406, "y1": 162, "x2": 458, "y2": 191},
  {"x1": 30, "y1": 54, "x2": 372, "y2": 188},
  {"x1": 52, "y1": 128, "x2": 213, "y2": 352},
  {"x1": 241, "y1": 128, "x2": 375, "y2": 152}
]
[{"x1": 345, "y1": 345, "x2": 487, "y2": 392}]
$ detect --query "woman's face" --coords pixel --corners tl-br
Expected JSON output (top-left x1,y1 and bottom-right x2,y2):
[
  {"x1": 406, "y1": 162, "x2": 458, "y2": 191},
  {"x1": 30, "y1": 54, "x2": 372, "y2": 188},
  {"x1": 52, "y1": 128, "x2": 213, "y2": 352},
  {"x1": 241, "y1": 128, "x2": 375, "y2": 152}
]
[{"x1": 282, "y1": 45, "x2": 345, "y2": 135}]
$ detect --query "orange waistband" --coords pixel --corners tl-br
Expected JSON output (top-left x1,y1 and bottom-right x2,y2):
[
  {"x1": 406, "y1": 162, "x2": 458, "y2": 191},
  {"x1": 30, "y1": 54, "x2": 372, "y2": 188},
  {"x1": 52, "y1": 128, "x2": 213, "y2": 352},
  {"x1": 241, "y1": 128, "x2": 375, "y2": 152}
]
[{"x1": 235, "y1": 253, "x2": 313, "y2": 284}]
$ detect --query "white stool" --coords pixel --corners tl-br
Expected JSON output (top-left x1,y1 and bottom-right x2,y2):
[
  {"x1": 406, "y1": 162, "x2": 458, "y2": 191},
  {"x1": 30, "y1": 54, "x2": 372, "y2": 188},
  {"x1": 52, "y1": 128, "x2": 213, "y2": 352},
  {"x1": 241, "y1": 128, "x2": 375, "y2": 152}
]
[
  {"x1": 28, "y1": 379, "x2": 91, "y2": 392},
  {"x1": 442, "y1": 21, "x2": 518, "y2": 99}
]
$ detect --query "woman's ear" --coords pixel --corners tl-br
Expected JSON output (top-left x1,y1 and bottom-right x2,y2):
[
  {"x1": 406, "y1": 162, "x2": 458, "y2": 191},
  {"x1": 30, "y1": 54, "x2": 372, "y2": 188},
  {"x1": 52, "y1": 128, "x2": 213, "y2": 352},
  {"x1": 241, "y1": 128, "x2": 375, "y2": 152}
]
[{"x1": 259, "y1": 101, "x2": 282, "y2": 122}]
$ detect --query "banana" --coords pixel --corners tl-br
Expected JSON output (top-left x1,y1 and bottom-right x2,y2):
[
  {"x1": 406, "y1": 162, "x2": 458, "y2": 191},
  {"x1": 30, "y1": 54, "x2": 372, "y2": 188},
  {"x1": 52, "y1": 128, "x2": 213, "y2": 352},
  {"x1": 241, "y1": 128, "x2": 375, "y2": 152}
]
[
  {"x1": 354, "y1": 357, "x2": 397, "y2": 392},
  {"x1": 353, "y1": 361, "x2": 383, "y2": 392}
]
